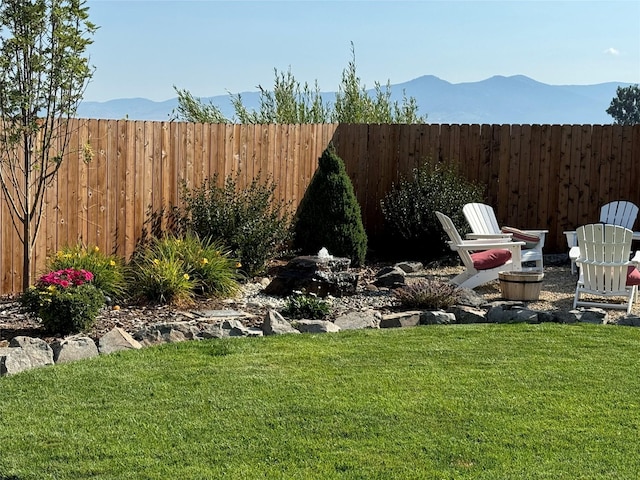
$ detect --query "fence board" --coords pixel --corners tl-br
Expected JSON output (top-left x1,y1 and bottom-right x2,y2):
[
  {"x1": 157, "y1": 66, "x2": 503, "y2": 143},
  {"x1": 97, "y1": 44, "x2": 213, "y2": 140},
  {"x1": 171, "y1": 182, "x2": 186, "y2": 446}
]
[
  {"x1": 558, "y1": 125, "x2": 574, "y2": 232},
  {"x1": 528, "y1": 125, "x2": 543, "y2": 229},
  {"x1": 535, "y1": 125, "x2": 550, "y2": 230},
  {"x1": 578, "y1": 124, "x2": 593, "y2": 226}
]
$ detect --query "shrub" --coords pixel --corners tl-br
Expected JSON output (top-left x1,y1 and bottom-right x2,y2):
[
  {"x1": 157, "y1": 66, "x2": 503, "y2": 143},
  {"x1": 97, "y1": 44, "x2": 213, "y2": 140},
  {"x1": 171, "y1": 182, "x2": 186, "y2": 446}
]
[
  {"x1": 281, "y1": 292, "x2": 331, "y2": 320},
  {"x1": 127, "y1": 234, "x2": 241, "y2": 306},
  {"x1": 19, "y1": 269, "x2": 105, "y2": 335},
  {"x1": 293, "y1": 143, "x2": 367, "y2": 267},
  {"x1": 380, "y1": 159, "x2": 485, "y2": 261},
  {"x1": 393, "y1": 279, "x2": 461, "y2": 310},
  {"x1": 177, "y1": 173, "x2": 293, "y2": 277},
  {"x1": 46, "y1": 244, "x2": 126, "y2": 300}
]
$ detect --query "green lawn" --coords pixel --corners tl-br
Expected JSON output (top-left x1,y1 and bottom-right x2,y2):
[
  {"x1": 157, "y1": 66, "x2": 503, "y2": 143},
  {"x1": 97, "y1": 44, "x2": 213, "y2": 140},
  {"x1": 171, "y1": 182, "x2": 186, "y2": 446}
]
[{"x1": 1, "y1": 323, "x2": 640, "y2": 479}]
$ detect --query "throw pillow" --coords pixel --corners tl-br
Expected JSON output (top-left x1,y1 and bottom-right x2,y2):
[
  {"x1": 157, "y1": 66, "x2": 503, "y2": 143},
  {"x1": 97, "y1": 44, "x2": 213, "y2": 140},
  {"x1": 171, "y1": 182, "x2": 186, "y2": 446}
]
[
  {"x1": 470, "y1": 249, "x2": 512, "y2": 270},
  {"x1": 501, "y1": 226, "x2": 540, "y2": 249}
]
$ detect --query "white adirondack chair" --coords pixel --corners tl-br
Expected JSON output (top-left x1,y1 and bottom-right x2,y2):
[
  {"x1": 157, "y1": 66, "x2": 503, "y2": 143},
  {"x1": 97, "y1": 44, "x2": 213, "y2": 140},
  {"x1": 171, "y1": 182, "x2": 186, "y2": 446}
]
[
  {"x1": 573, "y1": 223, "x2": 640, "y2": 314},
  {"x1": 566, "y1": 200, "x2": 639, "y2": 274},
  {"x1": 462, "y1": 203, "x2": 547, "y2": 271},
  {"x1": 436, "y1": 211, "x2": 524, "y2": 289}
]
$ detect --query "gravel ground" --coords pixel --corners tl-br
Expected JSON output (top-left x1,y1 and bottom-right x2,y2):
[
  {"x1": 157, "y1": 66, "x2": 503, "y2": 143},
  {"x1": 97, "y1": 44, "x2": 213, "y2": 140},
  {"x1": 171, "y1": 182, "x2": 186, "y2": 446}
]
[
  {"x1": 0, "y1": 262, "x2": 635, "y2": 345},
  {"x1": 423, "y1": 263, "x2": 639, "y2": 320}
]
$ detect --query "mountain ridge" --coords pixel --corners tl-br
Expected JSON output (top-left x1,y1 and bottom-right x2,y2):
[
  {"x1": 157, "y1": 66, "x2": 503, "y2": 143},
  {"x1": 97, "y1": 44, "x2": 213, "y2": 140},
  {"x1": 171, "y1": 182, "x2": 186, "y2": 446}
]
[{"x1": 77, "y1": 74, "x2": 633, "y2": 124}]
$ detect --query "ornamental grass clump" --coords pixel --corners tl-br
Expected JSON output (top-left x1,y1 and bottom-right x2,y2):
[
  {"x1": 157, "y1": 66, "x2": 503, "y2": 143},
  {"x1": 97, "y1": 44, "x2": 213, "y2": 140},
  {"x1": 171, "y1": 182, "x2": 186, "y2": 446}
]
[
  {"x1": 161, "y1": 234, "x2": 243, "y2": 298},
  {"x1": 127, "y1": 234, "x2": 242, "y2": 306},
  {"x1": 19, "y1": 268, "x2": 105, "y2": 335},
  {"x1": 393, "y1": 279, "x2": 461, "y2": 310},
  {"x1": 46, "y1": 243, "x2": 126, "y2": 300}
]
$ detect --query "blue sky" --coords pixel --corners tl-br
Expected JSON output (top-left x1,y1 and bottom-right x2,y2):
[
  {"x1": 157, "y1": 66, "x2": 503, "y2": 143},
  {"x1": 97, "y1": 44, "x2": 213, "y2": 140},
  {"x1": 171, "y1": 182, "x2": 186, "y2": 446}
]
[{"x1": 83, "y1": 0, "x2": 640, "y2": 102}]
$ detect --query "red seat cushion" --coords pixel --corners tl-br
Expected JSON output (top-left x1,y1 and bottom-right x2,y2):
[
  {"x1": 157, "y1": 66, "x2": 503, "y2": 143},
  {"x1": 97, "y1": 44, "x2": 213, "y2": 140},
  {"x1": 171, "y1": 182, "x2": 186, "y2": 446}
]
[
  {"x1": 626, "y1": 266, "x2": 640, "y2": 286},
  {"x1": 471, "y1": 249, "x2": 512, "y2": 270},
  {"x1": 501, "y1": 226, "x2": 540, "y2": 248}
]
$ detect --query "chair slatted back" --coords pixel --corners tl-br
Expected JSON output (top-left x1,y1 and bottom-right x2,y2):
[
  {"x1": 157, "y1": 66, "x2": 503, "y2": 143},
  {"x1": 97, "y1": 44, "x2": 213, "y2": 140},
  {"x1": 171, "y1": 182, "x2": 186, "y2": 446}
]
[
  {"x1": 599, "y1": 201, "x2": 639, "y2": 230},
  {"x1": 462, "y1": 203, "x2": 501, "y2": 235},
  {"x1": 577, "y1": 224, "x2": 633, "y2": 293},
  {"x1": 435, "y1": 211, "x2": 474, "y2": 270}
]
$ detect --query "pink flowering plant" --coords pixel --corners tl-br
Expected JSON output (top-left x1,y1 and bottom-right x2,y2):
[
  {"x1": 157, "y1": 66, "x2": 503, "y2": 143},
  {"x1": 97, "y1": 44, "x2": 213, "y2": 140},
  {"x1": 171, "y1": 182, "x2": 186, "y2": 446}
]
[
  {"x1": 47, "y1": 244, "x2": 127, "y2": 300},
  {"x1": 19, "y1": 268, "x2": 105, "y2": 335},
  {"x1": 38, "y1": 268, "x2": 94, "y2": 289}
]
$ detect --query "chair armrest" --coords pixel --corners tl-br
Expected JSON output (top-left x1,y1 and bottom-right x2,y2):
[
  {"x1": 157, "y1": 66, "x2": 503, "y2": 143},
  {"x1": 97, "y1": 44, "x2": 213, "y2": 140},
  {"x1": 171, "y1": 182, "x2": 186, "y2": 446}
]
[
  {"x1": 456, "y1": 240, "x2": 525, "y2": 251},
  {"x1": 631, "y1": 251, "x2": 640, "y2": 264},
  {"x1": 466, "y1": 233, "x2": 512, "y2": 242}
]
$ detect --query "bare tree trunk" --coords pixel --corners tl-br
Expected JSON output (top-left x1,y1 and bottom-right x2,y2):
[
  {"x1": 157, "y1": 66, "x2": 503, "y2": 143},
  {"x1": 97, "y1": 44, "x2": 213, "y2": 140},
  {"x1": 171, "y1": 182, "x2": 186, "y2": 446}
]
[
  {"x1": 22, "y1": 213, "x2": 31, "y2": 292},
  {"x1": 22, "y1": 141, "x2": 31, "y2": 292}
]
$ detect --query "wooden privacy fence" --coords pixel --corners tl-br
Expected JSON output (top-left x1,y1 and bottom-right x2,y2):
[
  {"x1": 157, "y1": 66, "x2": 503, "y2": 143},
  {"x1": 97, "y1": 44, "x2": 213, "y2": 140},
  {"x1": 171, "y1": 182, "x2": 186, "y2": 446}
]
[{"x1": 1, "y1": 120, "x2": 639, "y2": 295}]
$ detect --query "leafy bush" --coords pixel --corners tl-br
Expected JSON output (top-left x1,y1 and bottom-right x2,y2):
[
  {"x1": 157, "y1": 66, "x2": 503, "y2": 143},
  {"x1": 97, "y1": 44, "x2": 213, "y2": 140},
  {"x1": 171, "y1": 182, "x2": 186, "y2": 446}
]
[
  {"x1": 281, "y1": 292, "x2": 331, "y2": 320},
  {"x1": 46, "y1": 244, "x2": 126, "y2": 300},
  {"x1": 293, "y1": 143, "x2": 367, "y2": 266},
  {"x1": 177, "y1": 173, "x2": 293, "y2": 277},
  {"x1": 127, "y1": 234, "x2": 241, "y2": 306},
  {"x1": 380, "y1": 159, "x2": 485, "y2": 260},
  {"x1": 393, "y1": 279, "x2": 461, "y2": 310},
  {"x1": 19, "y1": 269, "x2": 105, "y2": 335}
]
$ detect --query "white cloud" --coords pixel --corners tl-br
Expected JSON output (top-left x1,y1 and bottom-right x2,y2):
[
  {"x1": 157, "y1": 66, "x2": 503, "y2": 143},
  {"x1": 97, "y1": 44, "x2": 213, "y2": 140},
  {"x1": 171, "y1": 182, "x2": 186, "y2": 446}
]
[{"x1": 604, "y1": 47, "x2": 621, "y2": 56}]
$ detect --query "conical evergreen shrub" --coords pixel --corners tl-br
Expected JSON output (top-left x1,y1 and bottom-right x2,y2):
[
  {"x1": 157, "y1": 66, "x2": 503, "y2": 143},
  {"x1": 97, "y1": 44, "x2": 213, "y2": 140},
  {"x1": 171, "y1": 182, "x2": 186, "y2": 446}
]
[{"x1": 293, "y1": 144, "x2": 367, "y2": 267}]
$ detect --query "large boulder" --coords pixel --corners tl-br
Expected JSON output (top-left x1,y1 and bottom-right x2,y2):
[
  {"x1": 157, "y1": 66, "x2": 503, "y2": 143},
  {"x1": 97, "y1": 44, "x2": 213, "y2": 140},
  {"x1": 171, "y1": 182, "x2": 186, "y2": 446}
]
[
  {"x1": 263, "y1": 256, "x2": 358, "y2": 297},
  {"x1": 262, "y1": 310, "x2": 300, "y2": 335},
  {"x1": 52, "y1": 336, "x2": 99, "y2": 364},
  {"x1": 1, "y1": 336, "x2": 54, "y2": 376},
  {"x1": 98, "y1": 327, "x2": 142, "y2": 355}
]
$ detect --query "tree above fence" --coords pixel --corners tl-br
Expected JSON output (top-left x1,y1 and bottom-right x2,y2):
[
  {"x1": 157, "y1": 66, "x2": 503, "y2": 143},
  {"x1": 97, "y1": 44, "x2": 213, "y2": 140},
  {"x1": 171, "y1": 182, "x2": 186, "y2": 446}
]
[{"x1": 172, "y1": 42, "x2": 425, "y2": 125}]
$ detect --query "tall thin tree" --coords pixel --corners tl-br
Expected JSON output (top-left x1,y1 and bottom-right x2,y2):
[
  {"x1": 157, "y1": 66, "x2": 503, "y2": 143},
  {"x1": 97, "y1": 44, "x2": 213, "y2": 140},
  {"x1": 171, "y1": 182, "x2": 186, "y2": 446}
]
[{"x1": 0, "y1": 0, "x2": 97, "y2": 290}]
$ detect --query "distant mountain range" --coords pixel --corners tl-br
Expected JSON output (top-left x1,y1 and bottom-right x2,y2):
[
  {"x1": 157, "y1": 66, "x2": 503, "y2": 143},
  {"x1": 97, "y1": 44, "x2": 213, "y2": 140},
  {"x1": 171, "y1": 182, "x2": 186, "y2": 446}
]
[{"x1": 77, "y1": 74, "x2": 633, "y2": 124}]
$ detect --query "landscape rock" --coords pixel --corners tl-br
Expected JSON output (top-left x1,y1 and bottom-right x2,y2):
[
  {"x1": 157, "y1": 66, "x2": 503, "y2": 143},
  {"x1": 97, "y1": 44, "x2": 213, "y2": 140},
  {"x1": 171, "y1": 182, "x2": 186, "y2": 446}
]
[
  {"x1": 395, "y1": 261, "x2": 423, "y2": 274},
  {"x1": 98, "y1": 327, "x2": 142, "y2": 355},
  {"x1": 456, "y1": 288, "x2": 489, "y2": 308},
  {"x1": 1, "y1": 336, "x2": 54, "y2": 376},
  {"x1": 379, "y1": 311, "x2": 421, "y2": 328},
  {"x1": 536, "y1": 311, "x2": 556, "y2": 323},
  {"x1": 223, "y1": 319, "x2": 264, "y2": 337},
  {"x1": 52, "y1": 336, "x2": 99, "y2": 364},
  {"x1": 262, "y1": 310, "x2": 300, "y2": 335},
  {"x1": 576, "y1": 308, "x2": 608, "y2": 324},
  {"x1": 334, "y1": 309, "x2": 381, "y2": 330},
  {"x1": 134, "y1": 322, "x2": 201, "y2": 346},
  {"x1": 615, "y1": 315, "x2": 640, "y2": 327},
  {"x1": 487, "y1": 304, "x2": 540, "y2": 324},
  {"x1": 293, "y1": 319, "x2": 341, "y2": 333},
  {"x1": 373, "y1": 267, "x2": 406, "y2": 288},
  {"x1": 420, "y1": 310, "x2": 456, "y2": 325},
  {"x1": 199, "y1": 323, "x2": 226, "y2": 339},
  {"x1": 447, "y1": 305, "x2": 487, "y2": 324}
]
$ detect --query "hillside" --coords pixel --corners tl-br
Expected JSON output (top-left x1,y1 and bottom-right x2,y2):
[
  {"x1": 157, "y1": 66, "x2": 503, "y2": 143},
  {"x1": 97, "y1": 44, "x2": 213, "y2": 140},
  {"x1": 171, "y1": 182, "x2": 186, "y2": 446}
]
[{"x1": 76, "y1": 74, "x2": 632, "y2": 124}]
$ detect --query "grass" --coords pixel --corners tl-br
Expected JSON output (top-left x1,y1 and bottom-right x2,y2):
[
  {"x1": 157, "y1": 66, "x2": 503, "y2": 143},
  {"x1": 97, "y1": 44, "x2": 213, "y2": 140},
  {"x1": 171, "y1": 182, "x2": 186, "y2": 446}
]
[{"x1": 1, "y1": 323, "x2": 640, "y2": 479}]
